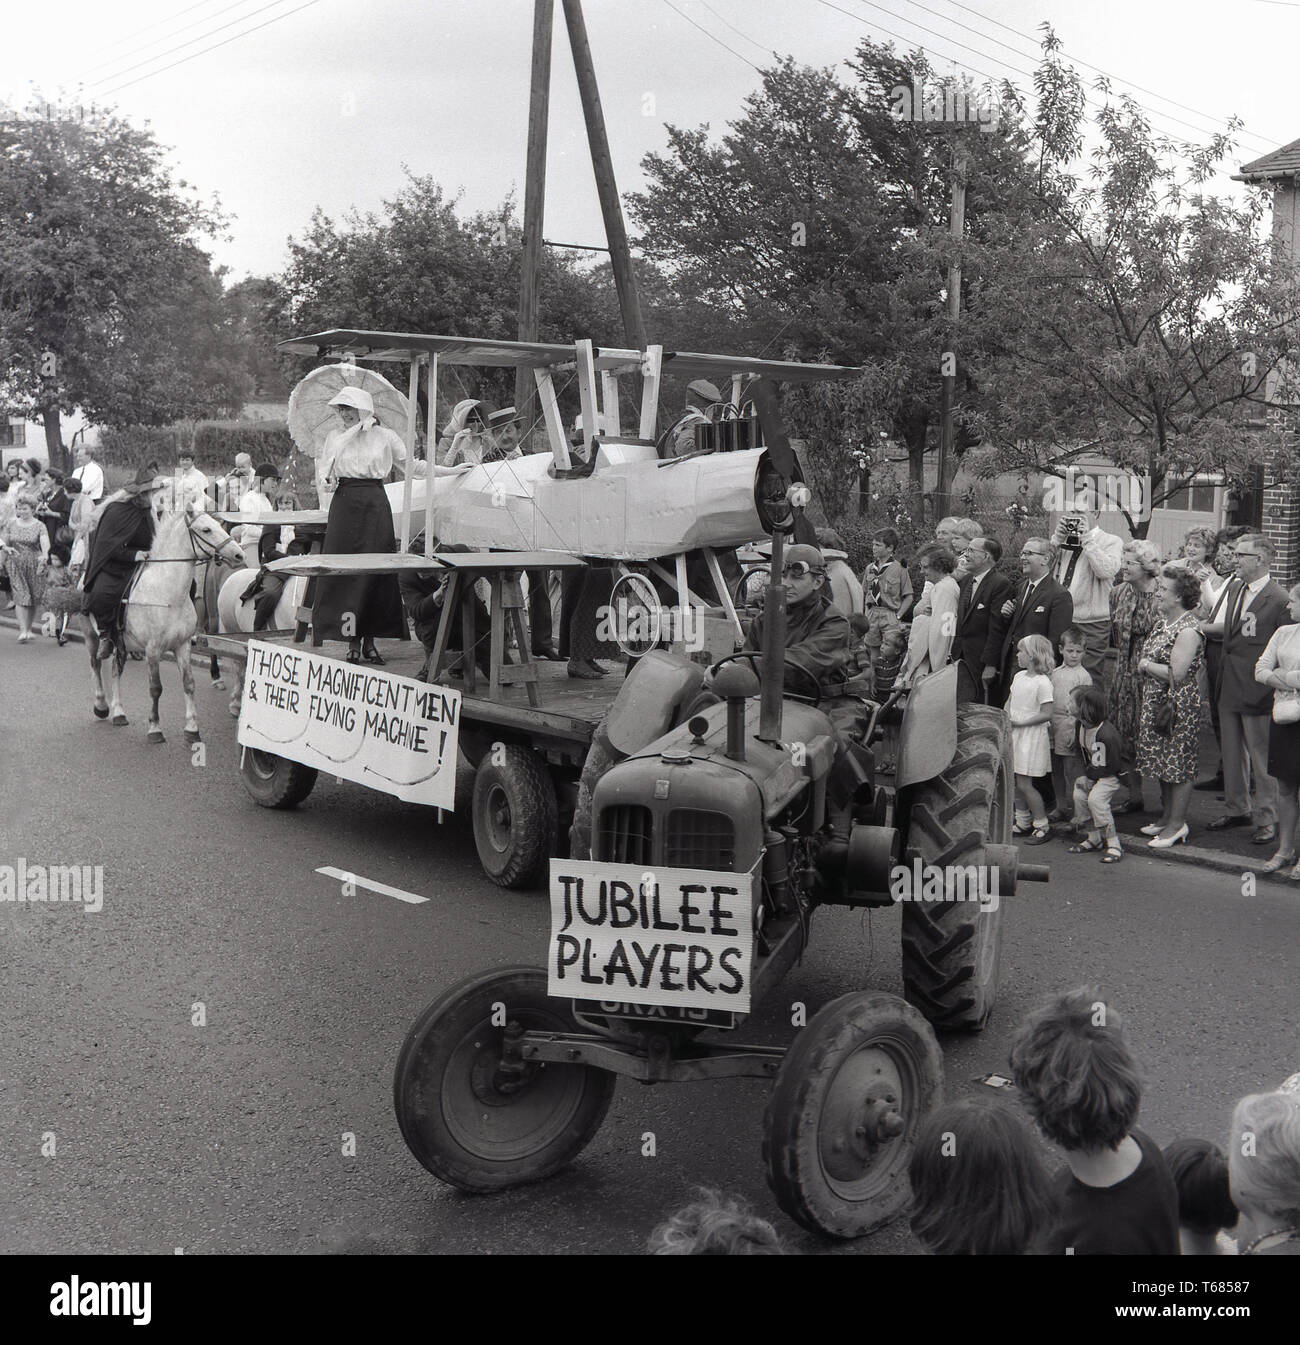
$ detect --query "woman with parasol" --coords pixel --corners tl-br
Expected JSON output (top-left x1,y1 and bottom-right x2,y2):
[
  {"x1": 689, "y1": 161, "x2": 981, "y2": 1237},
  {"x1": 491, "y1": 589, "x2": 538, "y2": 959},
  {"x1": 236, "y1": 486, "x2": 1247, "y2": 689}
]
[{"x1": 310, "y1": 385, "x2": 467, "y2": 664}]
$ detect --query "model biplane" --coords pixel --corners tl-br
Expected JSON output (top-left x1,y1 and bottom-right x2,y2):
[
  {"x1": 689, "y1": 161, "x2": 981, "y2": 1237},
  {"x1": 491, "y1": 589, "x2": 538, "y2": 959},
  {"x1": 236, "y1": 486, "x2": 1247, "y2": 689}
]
[{"x1": 242, "y1": 329, "x2": 860, "y2": 641}]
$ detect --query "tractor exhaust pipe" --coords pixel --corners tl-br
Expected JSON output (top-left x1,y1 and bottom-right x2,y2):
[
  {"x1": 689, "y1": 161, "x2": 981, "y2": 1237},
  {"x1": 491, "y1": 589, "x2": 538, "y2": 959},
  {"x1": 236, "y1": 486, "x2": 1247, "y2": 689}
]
[{"x1": 759, "y1": 528, "x2": 786, "y2": 742}]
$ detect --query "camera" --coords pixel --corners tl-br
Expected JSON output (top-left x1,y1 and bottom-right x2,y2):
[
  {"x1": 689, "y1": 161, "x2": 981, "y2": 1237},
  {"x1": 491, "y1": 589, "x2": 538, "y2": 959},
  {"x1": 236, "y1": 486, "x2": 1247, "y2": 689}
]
[{"x1": 1059, "y1": 514, "x2": 1086, "y2": 548}]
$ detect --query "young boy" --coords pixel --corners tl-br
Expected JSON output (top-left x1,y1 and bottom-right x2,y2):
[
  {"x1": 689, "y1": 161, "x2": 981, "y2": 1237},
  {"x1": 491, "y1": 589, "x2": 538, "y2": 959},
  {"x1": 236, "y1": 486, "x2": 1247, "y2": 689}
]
[
  {"x1": 1162, "y1": 1138, "x2": 1239, "y2": 1255},
  {"x1": 1068, "y1": 686, "x2": 1125, "y2": 864},
  {"x1": 1009, "y1": 987, "x2": 1180, "y2": 1254},
  {"x1": 860, "y1": 528, "x2": 913, "y2": 655},
  {"x1": 1049, "y1": 627, "x2": 1092, "y2": 822}
]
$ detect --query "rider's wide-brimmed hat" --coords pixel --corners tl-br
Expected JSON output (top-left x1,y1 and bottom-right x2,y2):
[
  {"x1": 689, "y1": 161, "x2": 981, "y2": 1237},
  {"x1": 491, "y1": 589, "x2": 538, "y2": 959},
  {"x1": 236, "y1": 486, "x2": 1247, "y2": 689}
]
[{"x1": 122, "y1": 466, "x2": 165, "y2": 496}]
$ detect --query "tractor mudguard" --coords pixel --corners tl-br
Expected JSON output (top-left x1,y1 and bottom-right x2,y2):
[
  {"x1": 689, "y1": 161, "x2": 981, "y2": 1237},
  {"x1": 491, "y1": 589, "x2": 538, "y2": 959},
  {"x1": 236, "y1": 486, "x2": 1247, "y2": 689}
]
[
  {"x1": 603, "y1": 649, "x2": 706, "y2": 756},
  {"x1": 895, "y1": 663, "x2": 959, "y2": 790}
]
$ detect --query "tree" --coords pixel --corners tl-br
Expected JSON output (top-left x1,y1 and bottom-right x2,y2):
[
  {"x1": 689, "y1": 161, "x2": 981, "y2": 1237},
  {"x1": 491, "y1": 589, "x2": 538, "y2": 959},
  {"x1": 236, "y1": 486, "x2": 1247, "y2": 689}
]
[
  {"x1": 966, "y1": 29, "x2": 1300, "y2": 537},
  {"x1": 0, "y1": 99, "x2": 246, "y2": 470},
  {"x1": 628, "y1": 48, "x2": 1046, "y2": 504},
  {"x1": 276, "y1": 173, "x2": 621, "y2": 432}
]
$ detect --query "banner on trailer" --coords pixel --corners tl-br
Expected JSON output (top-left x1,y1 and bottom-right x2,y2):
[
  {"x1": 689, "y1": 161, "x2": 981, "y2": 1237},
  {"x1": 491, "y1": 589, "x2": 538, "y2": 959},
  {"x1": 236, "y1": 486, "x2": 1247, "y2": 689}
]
[
  {"x1": 237, "y1": 640, "x2": 461, "y2": 809},
  {"x1": 547, "y1": 859, "x2": 754, "y2": 1013}
]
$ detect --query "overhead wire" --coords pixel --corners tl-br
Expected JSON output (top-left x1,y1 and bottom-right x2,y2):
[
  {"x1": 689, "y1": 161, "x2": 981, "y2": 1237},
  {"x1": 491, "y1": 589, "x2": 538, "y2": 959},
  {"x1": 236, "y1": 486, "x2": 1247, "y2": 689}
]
[
  {"x1": 78, "y1": 0, "x2": 270, "y2": 81},
  {"x1": 657, "y1": 0, "x2": 764, "y2": 72},
  {"x1": 815, "y1": 0, "x2": 1276, "y2": 158},
  {"x1": 906, "y1": 0, "x2": 1283, "y2": 155},
  {"x1": 96, "y1": 0, "x2": 324, "y2": 97}
]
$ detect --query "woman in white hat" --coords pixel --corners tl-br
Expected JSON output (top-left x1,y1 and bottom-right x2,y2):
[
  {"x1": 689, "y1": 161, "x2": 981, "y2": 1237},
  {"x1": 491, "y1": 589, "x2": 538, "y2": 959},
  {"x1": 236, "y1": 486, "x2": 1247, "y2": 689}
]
[
  {"x1": 437, "y1": 399, "x2": 492, "y2": 468},
  {"x1": 314, "y1": 387, "x2": 467, "y2": 663}
]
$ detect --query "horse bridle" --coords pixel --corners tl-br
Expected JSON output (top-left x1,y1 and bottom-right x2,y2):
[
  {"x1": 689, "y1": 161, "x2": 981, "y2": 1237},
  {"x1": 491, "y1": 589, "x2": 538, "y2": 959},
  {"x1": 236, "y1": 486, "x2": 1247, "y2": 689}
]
[{"x1": 144, "y1": 511, "x2": 241, "y2": 566}]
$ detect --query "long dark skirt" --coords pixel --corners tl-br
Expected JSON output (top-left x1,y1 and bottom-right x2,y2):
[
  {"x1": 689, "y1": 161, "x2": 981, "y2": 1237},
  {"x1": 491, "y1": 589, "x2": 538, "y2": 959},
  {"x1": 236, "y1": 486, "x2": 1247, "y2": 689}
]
[{"x1": 311, "y1": 481, "x2": 408, "y2": 643}]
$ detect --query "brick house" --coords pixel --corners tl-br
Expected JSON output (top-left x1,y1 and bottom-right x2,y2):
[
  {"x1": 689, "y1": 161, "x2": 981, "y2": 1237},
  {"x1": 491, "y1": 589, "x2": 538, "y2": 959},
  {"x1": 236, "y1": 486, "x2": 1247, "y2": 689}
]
[{"x1": 1233, "y1": 139, "x2": 1300, "y2": 585}]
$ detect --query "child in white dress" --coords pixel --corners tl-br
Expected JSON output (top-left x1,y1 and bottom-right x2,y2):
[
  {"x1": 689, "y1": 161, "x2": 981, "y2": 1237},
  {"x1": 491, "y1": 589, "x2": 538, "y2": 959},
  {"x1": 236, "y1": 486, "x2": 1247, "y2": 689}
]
[{"x1": 1006, "y1": 634, "x2": 1056, "y2": 844}]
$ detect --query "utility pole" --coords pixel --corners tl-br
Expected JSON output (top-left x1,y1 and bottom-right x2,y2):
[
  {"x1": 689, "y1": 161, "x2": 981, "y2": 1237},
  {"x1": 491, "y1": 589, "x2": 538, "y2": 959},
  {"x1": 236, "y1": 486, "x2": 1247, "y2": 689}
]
[
  {"x1": 515, "y1": 0, "x2": 554, "y2": 447},
  {"x1": 561, "y1": 0, "x2": 648, "y2": 352},
  {"x1": 935, "y1": 136, "x2": 969, "y2": 522}
]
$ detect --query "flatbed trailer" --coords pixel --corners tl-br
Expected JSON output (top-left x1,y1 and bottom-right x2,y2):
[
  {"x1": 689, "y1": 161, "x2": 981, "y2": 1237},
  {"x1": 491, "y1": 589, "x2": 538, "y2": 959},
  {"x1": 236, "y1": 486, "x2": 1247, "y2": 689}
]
[{"x1": 195, "y1": 625, "x2": 630, "y2": 888}]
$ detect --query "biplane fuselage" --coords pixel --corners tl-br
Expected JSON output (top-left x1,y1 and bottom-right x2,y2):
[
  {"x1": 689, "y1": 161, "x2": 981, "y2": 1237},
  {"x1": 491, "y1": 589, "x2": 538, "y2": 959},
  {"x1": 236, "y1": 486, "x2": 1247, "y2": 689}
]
[{"x1": 382, "y1": 441, "x2": 776, "y2": 560}]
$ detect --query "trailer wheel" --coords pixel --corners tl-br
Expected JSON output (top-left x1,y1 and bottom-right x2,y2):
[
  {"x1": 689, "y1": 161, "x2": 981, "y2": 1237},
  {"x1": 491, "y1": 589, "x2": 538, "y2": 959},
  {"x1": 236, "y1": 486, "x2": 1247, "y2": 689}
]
[
  {"x1": 239, "y1": 748, "x2": 318, "y2": 809},
  {"x1": 763, "y1": 991, "x2": 942, "y2": 1239},
  {"x1": 394, "y1": 965, "x2": 615, "y2": 1192},
  {"x1": 472, "y1": 745, "x2": 557, "y2": 888},
  {"x1": 899, "y1": 704, "x2": 1011, "y2": 1031}
]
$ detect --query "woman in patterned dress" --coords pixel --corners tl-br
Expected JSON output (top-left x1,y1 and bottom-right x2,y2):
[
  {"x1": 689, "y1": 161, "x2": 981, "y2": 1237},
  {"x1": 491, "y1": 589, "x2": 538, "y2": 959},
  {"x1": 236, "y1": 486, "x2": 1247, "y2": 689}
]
[
  {"x1": 1107, "y1": 539, "x2": 1162, "y2": 812},
  {"x1": 1136, "y1": 567, "x2": 1205, "y2": 847},
  {"x1": 0, "y1": 493, "x2": 50, "y2": 641}
]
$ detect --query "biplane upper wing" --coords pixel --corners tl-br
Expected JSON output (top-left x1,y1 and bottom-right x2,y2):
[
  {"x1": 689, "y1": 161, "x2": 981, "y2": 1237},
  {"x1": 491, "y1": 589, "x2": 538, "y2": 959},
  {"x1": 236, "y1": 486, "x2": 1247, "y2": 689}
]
[{"x1": 275, "y1": 330, "x2": 862, "y2": 382}]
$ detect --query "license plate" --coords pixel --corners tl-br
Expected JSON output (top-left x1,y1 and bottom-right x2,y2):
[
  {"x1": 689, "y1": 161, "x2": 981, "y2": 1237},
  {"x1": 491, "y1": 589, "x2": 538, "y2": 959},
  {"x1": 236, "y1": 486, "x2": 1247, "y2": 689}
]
[{"x1": 574, "y1": 999, "x2": 736, "y2": 1029}]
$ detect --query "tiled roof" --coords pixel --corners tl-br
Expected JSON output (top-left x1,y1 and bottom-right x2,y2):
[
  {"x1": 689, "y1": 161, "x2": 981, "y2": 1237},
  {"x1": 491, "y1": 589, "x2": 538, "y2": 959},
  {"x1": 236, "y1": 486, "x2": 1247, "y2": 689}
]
[{"x1": 1234, "y1": 136, "x2": 1300, "y2": 181}]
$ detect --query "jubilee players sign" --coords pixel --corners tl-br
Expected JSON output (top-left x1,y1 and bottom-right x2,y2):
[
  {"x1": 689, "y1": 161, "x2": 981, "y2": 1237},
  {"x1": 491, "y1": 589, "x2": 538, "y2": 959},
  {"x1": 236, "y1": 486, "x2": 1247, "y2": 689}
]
[{"x1": 548, "y1": 859, "x2": 755, "y2": 1014}]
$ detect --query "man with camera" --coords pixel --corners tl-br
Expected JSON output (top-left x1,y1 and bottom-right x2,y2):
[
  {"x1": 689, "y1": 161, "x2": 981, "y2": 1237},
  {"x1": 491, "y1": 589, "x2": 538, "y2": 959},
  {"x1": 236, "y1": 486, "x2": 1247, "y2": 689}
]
[{"x1": 1051, "y1": 508, "x2": 1124, "y2": 679}]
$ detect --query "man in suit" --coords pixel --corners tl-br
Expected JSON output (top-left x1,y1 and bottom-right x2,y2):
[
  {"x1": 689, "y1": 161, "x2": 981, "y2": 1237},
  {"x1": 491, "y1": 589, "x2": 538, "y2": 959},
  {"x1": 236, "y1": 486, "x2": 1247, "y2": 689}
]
[
  {"x1": 954, "y1": 534, "x2": 1012, "y2": 704},
  {"x1": 991, "y1": 535, "x2": 1074, "y2": 704},
  {"x1": 1203, "y1": 533, "x2": 1289, "y2": 845}
]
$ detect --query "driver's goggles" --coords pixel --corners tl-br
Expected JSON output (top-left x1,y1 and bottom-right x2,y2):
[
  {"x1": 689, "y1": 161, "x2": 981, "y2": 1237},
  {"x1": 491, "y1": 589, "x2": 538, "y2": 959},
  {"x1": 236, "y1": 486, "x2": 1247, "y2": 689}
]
[{"x1": 782, "y1": 562, "x2": 822, "y2": 578}]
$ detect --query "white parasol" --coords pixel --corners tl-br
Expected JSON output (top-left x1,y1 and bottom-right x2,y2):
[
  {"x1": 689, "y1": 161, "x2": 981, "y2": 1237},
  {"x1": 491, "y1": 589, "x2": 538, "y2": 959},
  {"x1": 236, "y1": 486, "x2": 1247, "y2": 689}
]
[{"x1": 286, "y1": 363, "x2": 412, "y2": 460}]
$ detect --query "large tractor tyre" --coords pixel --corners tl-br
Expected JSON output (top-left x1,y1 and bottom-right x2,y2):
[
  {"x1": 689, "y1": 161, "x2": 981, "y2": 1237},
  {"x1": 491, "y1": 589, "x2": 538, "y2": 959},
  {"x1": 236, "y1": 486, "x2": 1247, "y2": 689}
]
[
  {"x1": 899, "y1": 703, "x2": 1011, "y2": 1032},
  {"x1": 763, "y1": 991, "x2": 943, "y2": 1239},
  {"x1": 394, "y1": 966, "x2": 616, "y2": 1192},
  {"x1": 472, "y1": 746, "x2": 558, "y2": 888},
  {"x1": 239, "y1": 748, "x2": 319, "y2": 809}
]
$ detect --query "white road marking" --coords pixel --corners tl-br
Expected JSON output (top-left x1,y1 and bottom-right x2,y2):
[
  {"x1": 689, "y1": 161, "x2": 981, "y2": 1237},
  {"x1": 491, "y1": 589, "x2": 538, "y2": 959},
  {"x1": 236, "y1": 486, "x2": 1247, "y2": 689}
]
[{"x1": 315, "y1": 866, "x2": 430, "y2": 905}]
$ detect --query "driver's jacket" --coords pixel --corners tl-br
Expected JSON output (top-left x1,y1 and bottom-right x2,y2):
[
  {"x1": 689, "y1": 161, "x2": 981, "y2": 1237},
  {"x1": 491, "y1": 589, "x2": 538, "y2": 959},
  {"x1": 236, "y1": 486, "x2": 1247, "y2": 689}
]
[{"x1": 744, "y1": 592, "x2": 851, "y2": 699}]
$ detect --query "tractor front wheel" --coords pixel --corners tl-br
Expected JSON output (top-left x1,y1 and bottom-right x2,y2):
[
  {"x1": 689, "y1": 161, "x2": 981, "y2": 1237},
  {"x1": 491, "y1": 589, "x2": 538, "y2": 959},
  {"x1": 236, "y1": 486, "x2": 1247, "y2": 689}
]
[
  {"x1": 394, "y1": 966, "x2": 615, "y2": 1192},
  {"x1": 763, "y1": 991, "x2": 942, "y2": 1239}
]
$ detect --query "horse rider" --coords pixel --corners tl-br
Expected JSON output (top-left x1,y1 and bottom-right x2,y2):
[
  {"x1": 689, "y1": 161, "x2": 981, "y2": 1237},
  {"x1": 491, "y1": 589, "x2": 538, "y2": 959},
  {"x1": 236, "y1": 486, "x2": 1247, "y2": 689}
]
[{"x1": 83, "y1": 466, "x2": 165, "y2": 661}]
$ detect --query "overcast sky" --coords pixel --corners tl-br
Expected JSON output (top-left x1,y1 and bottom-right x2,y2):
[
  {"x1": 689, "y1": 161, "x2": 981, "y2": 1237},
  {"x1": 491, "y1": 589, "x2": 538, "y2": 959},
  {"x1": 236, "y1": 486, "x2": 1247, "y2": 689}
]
[{"x1": 6, "y1": 0, "x2": 1299, "y2": 285}]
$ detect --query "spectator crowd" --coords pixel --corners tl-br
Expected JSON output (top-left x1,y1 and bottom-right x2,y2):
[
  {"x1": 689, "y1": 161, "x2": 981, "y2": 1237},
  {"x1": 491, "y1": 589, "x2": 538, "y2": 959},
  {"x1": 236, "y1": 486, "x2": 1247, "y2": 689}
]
[
  {"x1": 812, "y1": 511, "x2": 1300, "y2": 881},
  {"x1": 647, "y1": 987, "x2": 1300, "y2": 1257}
]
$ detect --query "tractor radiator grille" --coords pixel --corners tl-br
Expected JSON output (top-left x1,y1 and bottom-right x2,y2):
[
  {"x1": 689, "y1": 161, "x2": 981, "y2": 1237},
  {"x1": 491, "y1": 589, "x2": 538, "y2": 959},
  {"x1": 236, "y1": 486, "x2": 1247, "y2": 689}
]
[
  {"x1": 597, "y1": 805, "x2": 653, "y2": 866},
  {"x1": 665, "y1": 810, "x2": 736, "y2": 870}
]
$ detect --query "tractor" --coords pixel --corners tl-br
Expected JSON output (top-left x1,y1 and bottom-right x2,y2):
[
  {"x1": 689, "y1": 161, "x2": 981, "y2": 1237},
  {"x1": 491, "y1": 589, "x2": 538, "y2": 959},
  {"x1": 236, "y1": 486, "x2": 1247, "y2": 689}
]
[{"x1": 393, "y1": 419, "x2": 1049, "y2": 1239}]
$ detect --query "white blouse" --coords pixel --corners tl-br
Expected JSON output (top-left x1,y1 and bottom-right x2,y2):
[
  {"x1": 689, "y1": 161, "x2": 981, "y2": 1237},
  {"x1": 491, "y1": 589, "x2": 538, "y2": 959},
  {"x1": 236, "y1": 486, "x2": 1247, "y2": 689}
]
[
  {"x1": 321, "y1": 424, "x2": 426, "y2": 482},
  {"x1": 1256, "y1": 623, "x2": 1300, "y2": 690}
]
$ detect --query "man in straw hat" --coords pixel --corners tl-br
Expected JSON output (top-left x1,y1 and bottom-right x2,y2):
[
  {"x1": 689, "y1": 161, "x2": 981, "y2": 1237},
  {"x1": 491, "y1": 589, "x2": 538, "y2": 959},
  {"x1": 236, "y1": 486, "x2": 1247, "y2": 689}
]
[{"x1": 83, "y1": 465, "x2": 164, "y2": 661}]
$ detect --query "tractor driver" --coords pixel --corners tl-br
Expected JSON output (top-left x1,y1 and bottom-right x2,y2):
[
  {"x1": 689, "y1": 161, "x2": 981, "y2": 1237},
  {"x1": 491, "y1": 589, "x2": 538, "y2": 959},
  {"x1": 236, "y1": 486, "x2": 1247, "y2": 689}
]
[{"x1": 740, "y1": 543, "x2": 851, "y2": 700}]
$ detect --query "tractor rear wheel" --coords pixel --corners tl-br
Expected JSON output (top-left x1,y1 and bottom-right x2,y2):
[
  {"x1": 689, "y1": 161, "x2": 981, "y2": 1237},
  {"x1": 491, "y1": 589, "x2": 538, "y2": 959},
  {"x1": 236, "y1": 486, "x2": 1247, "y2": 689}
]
[
  {"x1": 899, "y1": 703, "x2": 1011, "y2": 1032},
  {"x1": 763, "y1": 991, "x2": 942, "y2": 1238},
  {"x1": 394, "y1": 966, "x2": 616, "y2": 1192}
]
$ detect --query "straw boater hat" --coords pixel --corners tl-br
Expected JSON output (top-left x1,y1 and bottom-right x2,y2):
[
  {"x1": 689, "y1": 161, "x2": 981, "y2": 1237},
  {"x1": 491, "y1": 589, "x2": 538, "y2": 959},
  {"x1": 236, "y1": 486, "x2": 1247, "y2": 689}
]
[{"x1": 487, "y1": 406, "x2": 520, "y2": 428}]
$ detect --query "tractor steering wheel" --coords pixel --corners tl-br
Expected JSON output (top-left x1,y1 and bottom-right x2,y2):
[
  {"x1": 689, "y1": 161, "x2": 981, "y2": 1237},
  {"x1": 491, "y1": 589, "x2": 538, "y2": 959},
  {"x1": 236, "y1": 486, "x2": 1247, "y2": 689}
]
[{"x1": 707, "y1": 651, "x2": 821, "y2": 705}]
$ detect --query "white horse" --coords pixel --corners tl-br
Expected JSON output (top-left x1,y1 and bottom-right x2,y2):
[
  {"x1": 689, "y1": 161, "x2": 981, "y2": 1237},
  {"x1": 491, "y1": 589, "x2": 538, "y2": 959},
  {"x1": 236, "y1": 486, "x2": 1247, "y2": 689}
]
[
  {"x1": 213, "y1": 566, "x2": 309, "y2": 717},
  {"x1": 84, "y1": 503, "x2": 245, "y2": 743}
]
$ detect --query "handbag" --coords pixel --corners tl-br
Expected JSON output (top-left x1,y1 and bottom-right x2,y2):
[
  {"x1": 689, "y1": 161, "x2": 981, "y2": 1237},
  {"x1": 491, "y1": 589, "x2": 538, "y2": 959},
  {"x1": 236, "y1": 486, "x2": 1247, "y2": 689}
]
[
  {"x1": 1274, "y1": 690, "x2": 1300, "y2": 725},
  {"x1": 1152, "y1": 691, "x2": 1175, "y2": 736}
]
